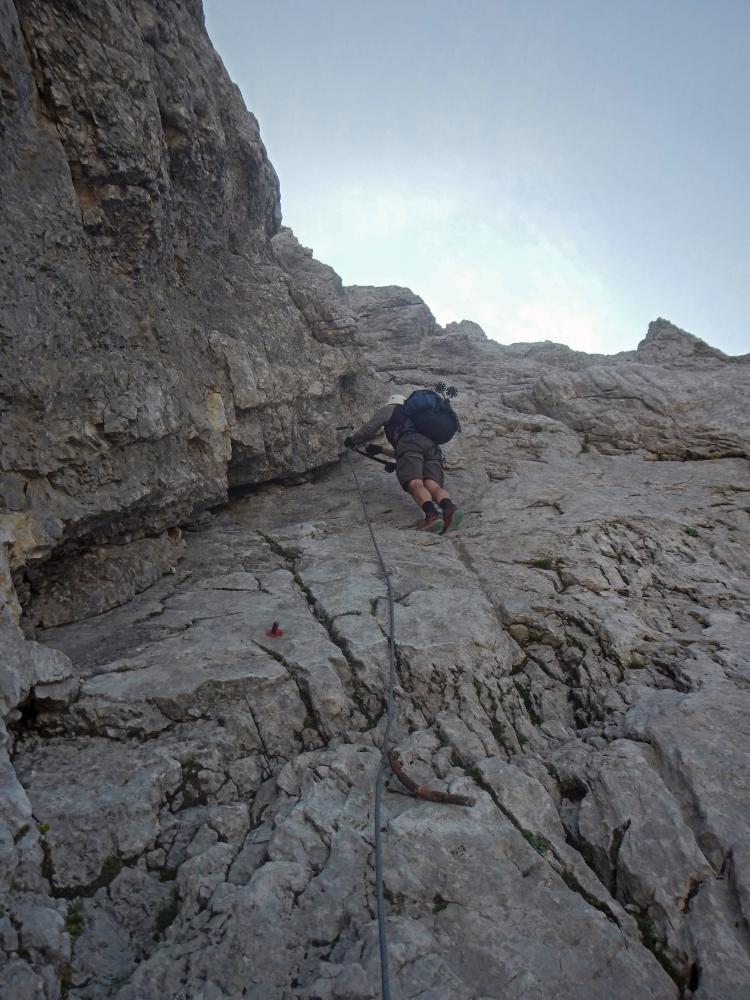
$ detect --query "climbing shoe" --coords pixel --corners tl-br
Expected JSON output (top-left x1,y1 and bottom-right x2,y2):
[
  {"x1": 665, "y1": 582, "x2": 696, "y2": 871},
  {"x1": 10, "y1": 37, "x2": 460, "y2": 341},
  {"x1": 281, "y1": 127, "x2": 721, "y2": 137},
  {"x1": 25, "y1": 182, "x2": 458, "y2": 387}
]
[
  {"x1": 416, "y1": 510, "x2": 444, "y2": 532},
  {"x1": 440, "y1": 504, "x2": 464, "y2": 534}
]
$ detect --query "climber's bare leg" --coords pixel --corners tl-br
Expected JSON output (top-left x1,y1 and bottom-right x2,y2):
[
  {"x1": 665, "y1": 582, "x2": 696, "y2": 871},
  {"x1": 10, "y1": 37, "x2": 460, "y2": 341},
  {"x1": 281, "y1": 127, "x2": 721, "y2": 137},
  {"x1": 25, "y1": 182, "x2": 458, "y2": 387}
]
[
  {"x1": 406, "y1": 479, "x2": 432, "y2": 508},
  {"x1": 425, "y1": 479, "x2": 450, "y2": 505}
]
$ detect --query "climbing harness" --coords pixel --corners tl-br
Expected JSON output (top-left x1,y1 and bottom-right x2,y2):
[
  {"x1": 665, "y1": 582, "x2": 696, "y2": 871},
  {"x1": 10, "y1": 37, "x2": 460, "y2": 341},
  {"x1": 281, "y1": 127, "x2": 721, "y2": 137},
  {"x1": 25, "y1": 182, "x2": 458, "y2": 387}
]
[{"x1": 339, "y1": 423, "x2": 474, "y2": 999}]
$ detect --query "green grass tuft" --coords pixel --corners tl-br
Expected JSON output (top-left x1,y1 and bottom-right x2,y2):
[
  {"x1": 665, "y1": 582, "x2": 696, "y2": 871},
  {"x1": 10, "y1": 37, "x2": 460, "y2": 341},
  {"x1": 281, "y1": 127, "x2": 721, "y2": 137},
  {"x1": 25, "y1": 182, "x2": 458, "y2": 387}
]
[
  {"x1": 522, "y1": 830, "x2": 551, "y2": 855},
  {"x1": 155, "y1": 887, "x2": 179, "y2": 936},
  {"x1": 65, "y1": 903, "x2": 85, "y2": 940},
  {"x1": 101, "y1": 855, "x2": 123, "y2": 879},
  {"x1": 59, "y1": 962, "x2": 73, "y2": 995},
  {"x1": 491, "y1": 719, "x2": 506, "y2": 743},
  {"x1": 532, "y1": 557, "x2": 554, "y2": 570}
]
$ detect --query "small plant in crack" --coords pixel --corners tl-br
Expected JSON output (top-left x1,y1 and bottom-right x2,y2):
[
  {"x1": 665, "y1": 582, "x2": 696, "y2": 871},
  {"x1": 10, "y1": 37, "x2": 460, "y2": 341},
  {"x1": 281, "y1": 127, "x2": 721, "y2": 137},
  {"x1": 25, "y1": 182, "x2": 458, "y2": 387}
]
[
  {"x1": 543, "y1": 761, "x2": 559, "y2": 782},
  {"x1": 293, "y1": 572, "x2": 316, "y2": 607},
  {"x1": 65, "y1": 902, "x2": 85, "y2": 940},
  {"x1": 532, "y1": 556, "x2": 555, "y2": 570},
  {"x1": 522, "y1": 830, "x2": 551, "y2": 855},
  {"x1": 464, "y1": 763, "x2": 483, "y2": 784},
  {"x1": 634, "y1": 908, "x2": 691, "y2": 988},
  {"x1": 684, "y1": 526, "x2": 699, "y2": 538},
  {"x1": 530, "y1": 554, "x2": 564, "y2": 571},
  {"x1": 491, "y1": 719, "x2": 506, "y2": 743},
  {"x1": 155, "y1": 887, "x2": 179, "y2": 937},
  {"x1": 514, "y1": 680, "x2": 541, "y2": 725},
  {"x1": 59, "y1": 962, "x2": 73, "y2": 995},
  {"x1": 560, "y1": 866, "x2": 579, "y2": 893},
  {"x1": 101, "y1": 854, "x2": 123, "y2": 880},
  {"x1": 262, "y1": 644, "x2": 286, "y2": 666},
  {"x1": 634, "y1": 910, "x2": 658, "y2": 950}
]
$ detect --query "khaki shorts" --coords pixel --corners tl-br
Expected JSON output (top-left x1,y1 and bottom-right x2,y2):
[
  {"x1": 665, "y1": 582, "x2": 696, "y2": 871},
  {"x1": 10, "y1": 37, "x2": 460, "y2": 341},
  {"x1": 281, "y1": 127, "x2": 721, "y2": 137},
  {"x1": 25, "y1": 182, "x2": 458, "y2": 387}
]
[{"x1": 395, "y1": 433, "x2": 444, "y2": 491}]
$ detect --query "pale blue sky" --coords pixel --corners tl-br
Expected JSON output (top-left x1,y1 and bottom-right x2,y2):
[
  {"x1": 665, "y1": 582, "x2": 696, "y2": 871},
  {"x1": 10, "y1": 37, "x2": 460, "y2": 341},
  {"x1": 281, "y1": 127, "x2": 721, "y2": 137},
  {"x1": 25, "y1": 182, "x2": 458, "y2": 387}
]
[{"x1": 204, "y1": 0, "x2": 749, "y2": 355}]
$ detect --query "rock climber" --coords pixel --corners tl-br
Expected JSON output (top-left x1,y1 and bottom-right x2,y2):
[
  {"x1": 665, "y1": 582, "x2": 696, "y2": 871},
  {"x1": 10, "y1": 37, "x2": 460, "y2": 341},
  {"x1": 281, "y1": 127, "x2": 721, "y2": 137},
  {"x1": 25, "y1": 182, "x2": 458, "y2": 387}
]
[{"x1": 344, "y1": 392, "x2": 463, "y2": 533}]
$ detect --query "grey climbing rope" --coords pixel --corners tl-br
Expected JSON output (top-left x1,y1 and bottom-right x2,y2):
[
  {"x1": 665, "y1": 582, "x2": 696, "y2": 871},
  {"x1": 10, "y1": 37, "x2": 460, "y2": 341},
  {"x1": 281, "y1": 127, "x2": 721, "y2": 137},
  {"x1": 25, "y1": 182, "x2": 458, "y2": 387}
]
[{"x1": 343, "y1": 445, "x2": 396, "y2": 1000}]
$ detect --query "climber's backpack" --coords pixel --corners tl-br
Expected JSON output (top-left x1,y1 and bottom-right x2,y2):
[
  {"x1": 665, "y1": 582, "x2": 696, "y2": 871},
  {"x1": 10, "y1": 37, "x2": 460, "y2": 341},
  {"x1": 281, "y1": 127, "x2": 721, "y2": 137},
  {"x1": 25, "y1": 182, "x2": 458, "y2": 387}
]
[{"x1": 401, "y1": 389, "x2": 461, "y2": 445}]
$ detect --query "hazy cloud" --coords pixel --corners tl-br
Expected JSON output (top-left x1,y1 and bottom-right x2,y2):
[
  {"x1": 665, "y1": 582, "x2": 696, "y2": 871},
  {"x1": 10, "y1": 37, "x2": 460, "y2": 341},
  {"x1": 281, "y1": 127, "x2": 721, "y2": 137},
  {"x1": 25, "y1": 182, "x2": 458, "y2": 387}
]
[
  {"x1": 205, "y1": 0, "x2": 750, "y2": 355},
  {"x1": 286, "y1": 168, "x2": 632, "y2": 352}
]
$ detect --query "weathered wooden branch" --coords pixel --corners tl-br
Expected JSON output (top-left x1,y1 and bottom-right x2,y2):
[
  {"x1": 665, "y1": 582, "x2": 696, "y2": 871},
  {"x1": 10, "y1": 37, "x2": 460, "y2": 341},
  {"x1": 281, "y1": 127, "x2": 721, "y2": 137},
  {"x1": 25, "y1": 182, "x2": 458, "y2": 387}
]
[{"x1": 388, "y1": 750, "x2": 475, "y2": 807}]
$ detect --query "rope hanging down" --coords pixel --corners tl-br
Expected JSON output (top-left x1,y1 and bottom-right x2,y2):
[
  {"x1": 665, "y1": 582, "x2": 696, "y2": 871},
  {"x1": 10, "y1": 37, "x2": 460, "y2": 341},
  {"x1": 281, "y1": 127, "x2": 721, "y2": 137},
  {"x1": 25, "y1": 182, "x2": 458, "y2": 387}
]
[
  {"x1": 341, "y1": 426, "x2": 475, "y2": 997},
  {"x1": 343, "y1": 446, "x2": 396, "y2": 1000}
]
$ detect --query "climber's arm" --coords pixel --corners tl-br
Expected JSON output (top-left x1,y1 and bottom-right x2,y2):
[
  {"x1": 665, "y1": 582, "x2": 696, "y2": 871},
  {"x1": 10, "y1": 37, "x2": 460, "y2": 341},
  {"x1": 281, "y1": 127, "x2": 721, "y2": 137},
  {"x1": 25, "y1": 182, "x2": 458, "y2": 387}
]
[{"x1": 347, "y1": 405, "x2": 395, "y2": 446}]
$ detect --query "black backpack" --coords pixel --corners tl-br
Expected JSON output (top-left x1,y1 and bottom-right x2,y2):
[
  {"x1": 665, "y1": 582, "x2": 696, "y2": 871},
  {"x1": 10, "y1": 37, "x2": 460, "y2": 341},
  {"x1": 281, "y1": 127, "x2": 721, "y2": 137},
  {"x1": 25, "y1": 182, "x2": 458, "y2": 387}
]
[{"x1": 385, "y1": 389, "x2": 461, "y2": 446}]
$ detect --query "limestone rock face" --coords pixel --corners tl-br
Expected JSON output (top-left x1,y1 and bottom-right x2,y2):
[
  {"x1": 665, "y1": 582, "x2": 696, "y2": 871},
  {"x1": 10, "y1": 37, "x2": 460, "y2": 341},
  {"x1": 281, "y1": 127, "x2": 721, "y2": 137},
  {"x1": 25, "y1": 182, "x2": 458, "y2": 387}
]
[
  {"x1": 346, "y1": 284, "x2": 440, "y2": 350},
  {"x1": 0, "y1": 0, "x2": 359, "y2": 585},
  {"x1": 2, "y1": 3, "x2": 750, "y2": 998},
  {"x1": 525, "y1": 316, "x2": 749, "y2": 459},
  {"x1": 4, "y1": 293, "x2": 749, "y2": 997},
  {"x1": 271, "y1": 227, "x2": 358, "y2": 347}
]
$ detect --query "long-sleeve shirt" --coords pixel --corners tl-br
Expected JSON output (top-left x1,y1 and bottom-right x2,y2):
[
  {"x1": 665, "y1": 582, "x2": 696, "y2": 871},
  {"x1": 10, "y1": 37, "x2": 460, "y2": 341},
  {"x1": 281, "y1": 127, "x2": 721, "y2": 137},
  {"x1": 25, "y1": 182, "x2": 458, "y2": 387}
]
[{"x1": 349, "y1": 404, "x2": 398, "y2": 446}]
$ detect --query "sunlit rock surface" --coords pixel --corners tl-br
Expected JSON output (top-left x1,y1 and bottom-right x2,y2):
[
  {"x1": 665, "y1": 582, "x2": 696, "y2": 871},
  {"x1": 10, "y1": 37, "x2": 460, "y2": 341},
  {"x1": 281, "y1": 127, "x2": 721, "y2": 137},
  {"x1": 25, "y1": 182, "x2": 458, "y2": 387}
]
[{"x1": 2, "y1": 2, "x2": 750, "y2": 998}]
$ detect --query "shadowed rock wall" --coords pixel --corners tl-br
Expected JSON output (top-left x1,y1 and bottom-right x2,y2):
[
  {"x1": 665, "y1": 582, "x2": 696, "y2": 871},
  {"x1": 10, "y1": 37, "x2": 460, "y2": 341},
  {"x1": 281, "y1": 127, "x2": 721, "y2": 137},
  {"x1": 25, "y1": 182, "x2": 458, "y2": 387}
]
[{"x1": 1, "y1": 0, "x2": 361, "y2": 586}]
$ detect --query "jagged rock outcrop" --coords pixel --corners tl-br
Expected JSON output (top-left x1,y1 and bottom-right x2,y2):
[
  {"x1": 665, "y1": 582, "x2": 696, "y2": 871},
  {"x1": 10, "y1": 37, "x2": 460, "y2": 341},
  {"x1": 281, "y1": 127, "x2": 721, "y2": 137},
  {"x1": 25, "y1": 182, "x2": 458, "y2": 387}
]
[
  {"x1": 271, "y1": 227, "x2": 358, "y2": 347},
  {"x1": 1, "y1": 0, "x2": 361, "y2": 599},
  {"x1": 2, "y1": 3, "x2": 750, "y2": 999},
  {"x1": 347, "y1": 284, "x2": 439, "y2": 350}
]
